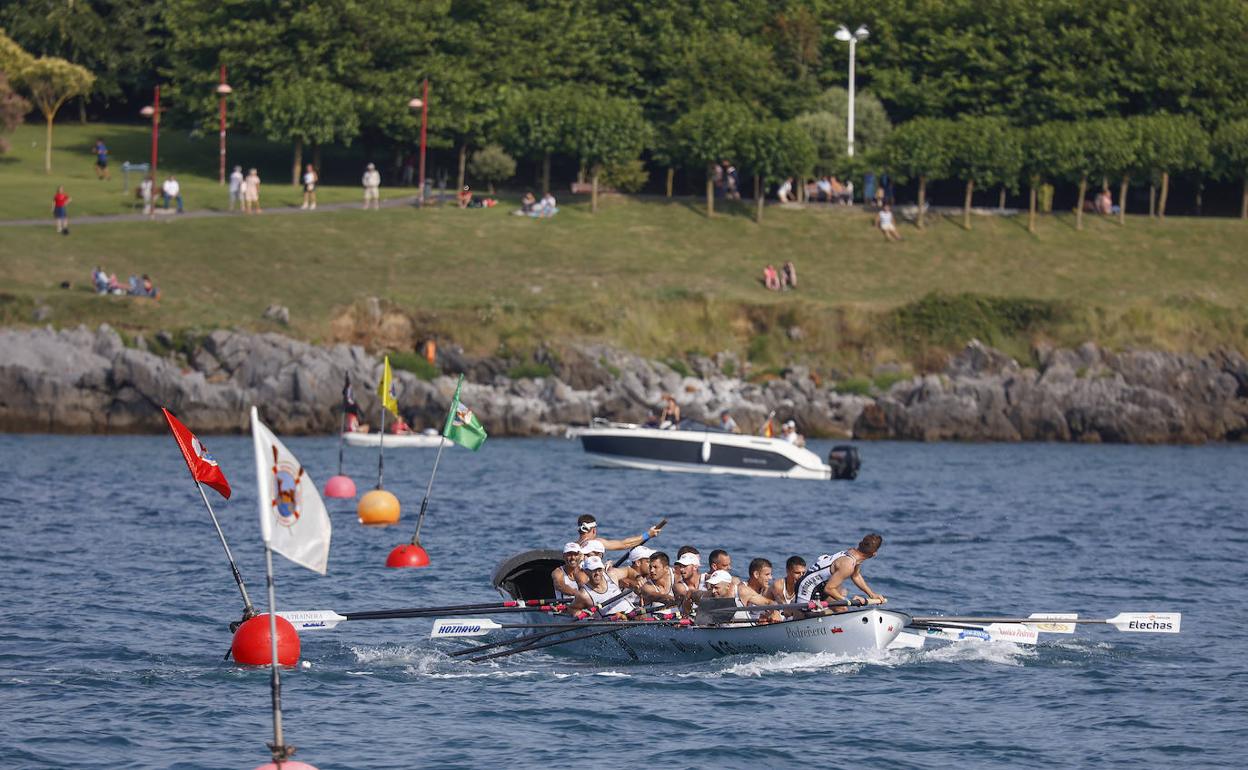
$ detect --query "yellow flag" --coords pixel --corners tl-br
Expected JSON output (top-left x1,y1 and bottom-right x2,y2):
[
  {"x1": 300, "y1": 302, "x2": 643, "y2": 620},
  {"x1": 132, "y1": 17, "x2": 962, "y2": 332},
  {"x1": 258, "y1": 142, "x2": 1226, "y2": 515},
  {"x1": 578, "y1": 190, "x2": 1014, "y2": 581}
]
[{"x1": 378, "y1": 356, "x2": 399, "y2": 417}]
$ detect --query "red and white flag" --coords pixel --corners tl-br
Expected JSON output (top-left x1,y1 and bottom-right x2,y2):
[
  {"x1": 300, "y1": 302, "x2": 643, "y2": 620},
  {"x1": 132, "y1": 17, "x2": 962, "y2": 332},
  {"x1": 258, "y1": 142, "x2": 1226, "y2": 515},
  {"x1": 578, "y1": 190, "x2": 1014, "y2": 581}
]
[{"x1": 162, "y1": 407, "x2": 232, "y2": 499}]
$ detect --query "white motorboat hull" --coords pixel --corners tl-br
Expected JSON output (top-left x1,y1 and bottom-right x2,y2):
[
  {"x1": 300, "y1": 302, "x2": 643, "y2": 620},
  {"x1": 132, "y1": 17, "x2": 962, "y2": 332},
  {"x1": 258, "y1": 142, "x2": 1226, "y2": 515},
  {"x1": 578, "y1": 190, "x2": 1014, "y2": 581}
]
[
  {"x1": 341, "y1": 432, "x2": 445, "y2": 448},
  {"x1": 570, "y1": 423, "x2": 850, "y2": 481}
]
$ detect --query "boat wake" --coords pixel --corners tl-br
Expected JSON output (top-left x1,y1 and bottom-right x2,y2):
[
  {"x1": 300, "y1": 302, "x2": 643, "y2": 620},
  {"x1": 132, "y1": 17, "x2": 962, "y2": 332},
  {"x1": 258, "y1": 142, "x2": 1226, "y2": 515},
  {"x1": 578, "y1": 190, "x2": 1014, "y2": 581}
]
[{"x1": 689, "y1": 639, "x2": 1040, "y2": 679}]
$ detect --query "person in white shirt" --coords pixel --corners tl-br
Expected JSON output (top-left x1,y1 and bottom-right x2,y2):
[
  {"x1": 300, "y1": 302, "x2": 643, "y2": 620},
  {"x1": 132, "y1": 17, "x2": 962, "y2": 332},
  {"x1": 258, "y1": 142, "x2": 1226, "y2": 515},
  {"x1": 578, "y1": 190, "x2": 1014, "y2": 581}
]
[
  {"x1": 301, "y1": 164, "x2": 318, "y2": 209},
  {"x1": 228, "y1": 166, "x2": 244, "y2": 211},
  {"x1": 161, "y1": 176, "x2": 183, "y2": 213},
  {"x1": 538, "y1": 192, "x2": 558, "y2": 218},
  {"x1": 362, "y1": 163, "x2": 381, "y2": 210},
  {"x1": 140, "y1": 175, "x2": 154, "y2": 217},
  {"x1": 875, "y1": 203, "x2": 902, "y2": 241},
  {"x1": 780, "y1": 420, "x2": 805, "y2": 447},
  {"x1": 777, "y1": 177, "x2": 793, "y2": 203}
]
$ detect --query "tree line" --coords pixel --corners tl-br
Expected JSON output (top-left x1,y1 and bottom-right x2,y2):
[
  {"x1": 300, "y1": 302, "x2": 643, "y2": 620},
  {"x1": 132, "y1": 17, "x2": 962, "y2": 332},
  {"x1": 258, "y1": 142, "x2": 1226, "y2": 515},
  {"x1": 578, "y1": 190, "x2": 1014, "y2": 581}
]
[{"x1": 1, "y1": 0, "x2": 1247, "y2": 217}]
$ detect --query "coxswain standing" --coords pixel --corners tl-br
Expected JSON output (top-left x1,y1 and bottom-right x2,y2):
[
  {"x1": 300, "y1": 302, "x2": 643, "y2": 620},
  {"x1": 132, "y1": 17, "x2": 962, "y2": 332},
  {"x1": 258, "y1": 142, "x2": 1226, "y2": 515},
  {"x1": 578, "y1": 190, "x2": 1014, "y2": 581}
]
[
  {"x1": 794, "y1": 534, "x2": 887, "y2": 614},
  {"x1": 569, "y1": 556, "x2": 638, "y2": 618},
  {"x1": 551, "y1": 542, "x2": 584, "y2": 602},
  {"x1": 576, "y1": 514, "x2": 664, "y2": 554}
]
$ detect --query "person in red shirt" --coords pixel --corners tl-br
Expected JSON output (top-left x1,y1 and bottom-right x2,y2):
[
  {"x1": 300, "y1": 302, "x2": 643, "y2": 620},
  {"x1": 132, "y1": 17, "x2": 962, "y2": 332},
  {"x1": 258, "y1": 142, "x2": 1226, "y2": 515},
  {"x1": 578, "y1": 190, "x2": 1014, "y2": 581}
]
[{"x1": 52, "y1": 186, "x2": 71, "y2": 235}]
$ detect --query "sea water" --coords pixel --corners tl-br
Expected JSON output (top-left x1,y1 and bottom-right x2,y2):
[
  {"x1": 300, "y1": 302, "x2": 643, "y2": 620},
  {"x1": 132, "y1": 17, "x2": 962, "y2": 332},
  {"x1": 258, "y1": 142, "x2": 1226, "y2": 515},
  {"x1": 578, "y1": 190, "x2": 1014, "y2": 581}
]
[{"x1": 0, "y1": 435, "x2": 1244, "y2": 769}]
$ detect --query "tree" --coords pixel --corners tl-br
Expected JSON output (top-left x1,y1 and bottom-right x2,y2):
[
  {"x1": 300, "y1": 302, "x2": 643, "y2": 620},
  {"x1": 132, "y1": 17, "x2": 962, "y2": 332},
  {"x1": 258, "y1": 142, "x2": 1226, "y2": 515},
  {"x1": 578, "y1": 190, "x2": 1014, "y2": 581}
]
[
  {"x1": 670, "y1": 100, "x2": 754, "y2": 217},
  {"x1": 563, "y1": 93, "x2": 650, "y2": 213},
  {"x1": 500, "y1": 87, "x2": 576, "y2": 195},
  {"x1": 252, "y1": 80, "x2": 360, "y2": 185},
  {"x1": 881, "y1": 118, "x2": 954, "y2": 229},
  {"x1": 946, "y1": 117, "x2": 1024, "y2": 230},
  {"x1": 1022, "y1": 122, "x2": 1082, "y2": 233},
  {"x1": 468, "y1": 144, "x2": 515, "y2": 194},
  {"x1": 736, "y1": 119, "x2": 817, "y2": 222},
  {"x1": 804, "y1": 87, "x2": 892, "y2": 156},
  {"x1": 1, "y1": 31, "x2": 93, "y2": 173},
  {"x1": 1212, "y1": 119, "x2": 1248, "y2": 220},
  {"x1": 1082, "y1": 117, "x2": 1139, "y2": 226},
  {"x1": 1132, "y1": 114, "x2": 1211, "y2": 220},
  {"x1": 0, "y1": 72, "x2": 31, "y2": 154}
]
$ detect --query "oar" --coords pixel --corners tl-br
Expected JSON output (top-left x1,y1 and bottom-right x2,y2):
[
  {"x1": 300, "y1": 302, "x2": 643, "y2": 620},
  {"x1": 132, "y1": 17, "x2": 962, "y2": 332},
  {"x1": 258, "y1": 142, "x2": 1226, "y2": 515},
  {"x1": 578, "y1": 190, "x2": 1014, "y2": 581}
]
[
  {"x1": 910, "y1": 612, "x2": 1181, "y2": 634},
  {"x1": 433, "y1": 617, "x2": 688, "y2": 638},
  {"x1": 610, "y1": 518, "x2": 668, "y2": 569},
  {"x1": 448, "y1": 601, "x2": 666, "y2": 658},
  {"x1": 466, "y1": 618, "x2": 692, "y2": 663},
  {"x1": 278, "y1": 601, "x2": 569, "y2": 631}
]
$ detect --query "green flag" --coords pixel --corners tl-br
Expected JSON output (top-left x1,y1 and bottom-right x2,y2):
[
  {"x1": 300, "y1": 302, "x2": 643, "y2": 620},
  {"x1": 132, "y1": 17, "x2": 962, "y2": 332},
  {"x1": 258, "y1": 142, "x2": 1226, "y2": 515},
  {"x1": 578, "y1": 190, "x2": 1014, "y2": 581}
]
[{"x1": 442, "y1": 375, "x2": 487, "y2": 451}]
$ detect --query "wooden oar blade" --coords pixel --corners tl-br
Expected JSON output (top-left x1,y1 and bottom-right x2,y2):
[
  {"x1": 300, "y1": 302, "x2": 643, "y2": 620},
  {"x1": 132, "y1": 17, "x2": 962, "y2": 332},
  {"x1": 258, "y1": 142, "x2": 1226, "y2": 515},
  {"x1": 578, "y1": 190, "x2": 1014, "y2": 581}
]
[
  {"x1": 278, "y1": 610, "x2": 348, "y2": 631},
  {"x1": 1107, "y1": 612, "x2": 1181, "y2": 633},
  {"x1": 431, "y1": 618, "x2": 502, "y2": 638}
]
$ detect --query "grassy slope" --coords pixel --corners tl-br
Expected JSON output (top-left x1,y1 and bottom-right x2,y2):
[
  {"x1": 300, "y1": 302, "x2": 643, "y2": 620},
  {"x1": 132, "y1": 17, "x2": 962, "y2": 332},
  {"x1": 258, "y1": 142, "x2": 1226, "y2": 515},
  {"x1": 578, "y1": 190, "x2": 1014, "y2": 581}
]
[{"x1": 2, "y1": 122, "x2": 1246, "y2": 374}]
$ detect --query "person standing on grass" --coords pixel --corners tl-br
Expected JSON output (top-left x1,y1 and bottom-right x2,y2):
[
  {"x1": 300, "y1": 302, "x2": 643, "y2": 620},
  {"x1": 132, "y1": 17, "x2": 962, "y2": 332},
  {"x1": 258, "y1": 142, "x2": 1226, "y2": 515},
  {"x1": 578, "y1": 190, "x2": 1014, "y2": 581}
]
[
  {"x1": 93, "y1": 139, "x2": 110, "y2": 180},
  {"x1": 301, "y1": 163, "x2": 318, "y2": 210},
  {"x1": 228, "y1": 166, "x2": 244, "y2": 212},
  {"x1": 243, "y1": 168, "x2": 261, "y2": 214},
  {"x1": 52, "y1": 186, "x2": 71, "y2": 235},
  {"x1": 140, "y1": 175, "x2": 154, "y2": 218},
  {"x1": 362, "y1": 162, "x2": 381, "y2": 210}
]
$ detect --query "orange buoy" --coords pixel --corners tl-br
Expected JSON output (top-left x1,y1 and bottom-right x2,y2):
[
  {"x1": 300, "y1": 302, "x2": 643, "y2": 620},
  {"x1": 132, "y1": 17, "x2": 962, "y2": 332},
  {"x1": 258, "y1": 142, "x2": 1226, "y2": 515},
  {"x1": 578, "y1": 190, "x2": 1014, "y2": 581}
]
[
  {"x1": 232, "y1": 614, "x2": 300, "y2": 666},
  {"x1": 323, "y1": 474, "x2": 356, "y2": 498},
  {"x1": 357, "y1": 488, "x2": 400, "y2": 526},
  {"x1": 386, "y1": 543, "x2": 430, "y2": 568}
]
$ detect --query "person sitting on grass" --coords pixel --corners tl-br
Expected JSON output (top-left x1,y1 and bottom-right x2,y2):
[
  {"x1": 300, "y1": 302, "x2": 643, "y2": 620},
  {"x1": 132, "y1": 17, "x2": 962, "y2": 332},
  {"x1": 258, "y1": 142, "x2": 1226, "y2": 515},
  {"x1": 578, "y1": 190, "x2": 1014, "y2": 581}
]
[
  {"x1": 781, "y1": 261, "x2": 797, "y2": 290},
  {"x1": 537, "y1": 192, "x2": 558, "y2": 218},
  {"x1": 458, "y1": 185, "x2": 473, "y2": 208},
  {"x1": 92, "y1": 267, "x2": 109, "y2": 294},
  {"x1": 875, "y1": 203, "x2": 902, "y2": 242},
  {"x1": 517, "y1": 191, "x2": 537, "y2": 215},
  {"x1": 763, "y1": 264, "x2": 781, "y2": 291}
]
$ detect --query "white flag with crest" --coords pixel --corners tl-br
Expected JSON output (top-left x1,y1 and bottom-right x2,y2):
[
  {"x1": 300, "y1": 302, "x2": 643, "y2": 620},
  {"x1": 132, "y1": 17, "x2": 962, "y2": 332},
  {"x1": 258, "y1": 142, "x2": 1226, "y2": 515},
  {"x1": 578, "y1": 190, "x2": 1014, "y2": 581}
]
[{"x1": 250, "y1": 407, "x2": 332, "y2": 574}]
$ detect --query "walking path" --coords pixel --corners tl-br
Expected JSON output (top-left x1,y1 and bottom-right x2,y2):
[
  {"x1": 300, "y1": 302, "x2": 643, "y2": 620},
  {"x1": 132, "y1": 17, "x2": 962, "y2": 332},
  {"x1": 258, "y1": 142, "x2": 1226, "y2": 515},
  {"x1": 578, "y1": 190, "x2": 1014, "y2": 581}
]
[{"x1": 0, "y1": 194, "x2": 424, "y2": 227}]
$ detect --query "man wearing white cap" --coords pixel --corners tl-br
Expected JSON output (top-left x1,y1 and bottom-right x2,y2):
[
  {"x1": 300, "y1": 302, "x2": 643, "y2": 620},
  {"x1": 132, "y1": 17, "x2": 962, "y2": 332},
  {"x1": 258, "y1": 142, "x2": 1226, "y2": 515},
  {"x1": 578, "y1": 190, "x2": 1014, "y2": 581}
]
[
  {"x1": 780, "y1": 419, "x2": 805, "y2": 447},
  {"x1": 551, "y1": 542, "x2": 584, "y2": 602},
  {"x1": 577, "y1": 514, "x2": 664, "y2": 553},
  {"x1": 569, "y1": 555, "x2": 637, "y2": 617},
  {"x1": 704, "y1": 570, "x2": 772, "y2": 623},
  {"x1": 627, "y1": 545, "x2": 655, "y2": 577},
  {"x1": 672, "y1": 548, "x2": 704, "y2": 613}
]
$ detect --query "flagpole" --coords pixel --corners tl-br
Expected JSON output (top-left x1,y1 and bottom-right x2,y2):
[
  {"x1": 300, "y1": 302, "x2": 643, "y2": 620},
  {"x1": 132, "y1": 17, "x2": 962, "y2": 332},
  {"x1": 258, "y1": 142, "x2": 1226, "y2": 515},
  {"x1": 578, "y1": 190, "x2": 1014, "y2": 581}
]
[
  {"x1": 410, "y1": 437, "x2": 447, "y2": 546},
  {"x1": 263, "y1": 544, "x2": 292, "y2": 764},
  {"x1": 377, "y1": 404, "x2": 387, "y2": 489},
  {"x1": 336, "y1": 408, "x2": 345, "y2": 477},
  {"x1": 195, "y1": 480, "x2": 255, "y2": 617}
]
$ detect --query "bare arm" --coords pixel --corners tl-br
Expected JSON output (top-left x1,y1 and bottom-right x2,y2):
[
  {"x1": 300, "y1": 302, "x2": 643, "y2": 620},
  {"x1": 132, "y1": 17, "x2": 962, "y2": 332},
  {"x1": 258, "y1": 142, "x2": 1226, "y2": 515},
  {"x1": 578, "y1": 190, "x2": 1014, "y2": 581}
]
[{"x1": 851, "y1": 567, "x2": 885, "y2": 603}]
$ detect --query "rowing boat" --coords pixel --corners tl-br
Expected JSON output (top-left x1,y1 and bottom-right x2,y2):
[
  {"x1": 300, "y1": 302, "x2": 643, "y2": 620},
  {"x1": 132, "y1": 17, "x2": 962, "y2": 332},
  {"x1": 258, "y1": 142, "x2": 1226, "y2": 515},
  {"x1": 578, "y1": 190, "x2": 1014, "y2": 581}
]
[
  {"x1": 490, "y1": 550, "x2": 908, "y2": 663},
  {"x1": 341, "y1": 432, "x2": 445, "y2": 448}
]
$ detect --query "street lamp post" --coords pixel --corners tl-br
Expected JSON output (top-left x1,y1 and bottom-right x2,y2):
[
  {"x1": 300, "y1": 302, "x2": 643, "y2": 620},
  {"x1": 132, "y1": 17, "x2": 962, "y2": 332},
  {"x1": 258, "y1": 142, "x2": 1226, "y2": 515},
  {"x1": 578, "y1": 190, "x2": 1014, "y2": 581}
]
[
  {"x1": 408, "y1": 78, "x2": 429, "y2": 205},
  {"x1": 216, "y1": 66, "x2": 233, "y2": 185},
  {"x1": 140, "y1": 85, "x2": 161, "y2": 179},
  {"x1": 835, "y1": 25, "x2": 869, "y2": 157}
]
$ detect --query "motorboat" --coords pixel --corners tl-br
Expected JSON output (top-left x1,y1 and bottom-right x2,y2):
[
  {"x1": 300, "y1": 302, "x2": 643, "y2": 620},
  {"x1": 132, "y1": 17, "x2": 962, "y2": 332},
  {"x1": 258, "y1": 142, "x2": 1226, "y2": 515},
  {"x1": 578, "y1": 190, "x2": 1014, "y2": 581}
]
[
  {"x1": 567, "y1": 419, "x2": 860, "y2": 480},
  {"x1": 341, "y1": 431, "x2": 446, "y2": 448},
  {"x1": 489, "y1": 550, "x2": 907, "y2": 663}
]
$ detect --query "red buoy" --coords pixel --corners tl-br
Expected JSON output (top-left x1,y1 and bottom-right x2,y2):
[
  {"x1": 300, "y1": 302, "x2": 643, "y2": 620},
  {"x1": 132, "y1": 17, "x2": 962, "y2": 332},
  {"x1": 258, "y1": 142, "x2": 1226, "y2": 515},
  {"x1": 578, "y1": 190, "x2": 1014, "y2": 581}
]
[
  {"x1": 232, "y1": 614, "x2": 301, "y2": 666},
  {"x1": 386, "y1": 543, "x2": 430, "y2": 568},
  {"x1": 323, "y1": 474, "x2": 356, "y2": 498}
]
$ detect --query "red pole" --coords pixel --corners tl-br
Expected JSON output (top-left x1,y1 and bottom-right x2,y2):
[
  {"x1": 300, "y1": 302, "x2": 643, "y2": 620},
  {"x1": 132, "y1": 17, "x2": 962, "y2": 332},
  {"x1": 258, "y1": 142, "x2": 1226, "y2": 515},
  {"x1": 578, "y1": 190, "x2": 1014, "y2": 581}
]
[
  {"x1": 219, "y1": 65, "x2": 227, "y2": 185},
  {"x1": 151, "y1": 85, "x2": 160, "y2": 179},
  {"x1": 418, "y1": 78, "x2": 428, "y2": 205}
]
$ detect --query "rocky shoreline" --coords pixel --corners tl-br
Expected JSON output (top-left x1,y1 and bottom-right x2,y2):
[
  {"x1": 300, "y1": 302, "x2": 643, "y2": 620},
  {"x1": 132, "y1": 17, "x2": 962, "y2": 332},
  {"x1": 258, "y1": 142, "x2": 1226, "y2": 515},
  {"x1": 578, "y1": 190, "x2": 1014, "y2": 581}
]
[{"x1": 1, "y1": 325, "x2": 1245, "y2": 443}]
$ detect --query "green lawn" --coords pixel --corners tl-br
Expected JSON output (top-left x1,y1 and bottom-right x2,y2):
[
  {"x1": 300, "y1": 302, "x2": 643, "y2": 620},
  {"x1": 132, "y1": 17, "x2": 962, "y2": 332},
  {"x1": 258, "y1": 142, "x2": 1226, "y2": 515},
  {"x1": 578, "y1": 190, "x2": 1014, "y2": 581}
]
[{"x1": 2, "y1": 121, "x2": 1246, "y2": 374}]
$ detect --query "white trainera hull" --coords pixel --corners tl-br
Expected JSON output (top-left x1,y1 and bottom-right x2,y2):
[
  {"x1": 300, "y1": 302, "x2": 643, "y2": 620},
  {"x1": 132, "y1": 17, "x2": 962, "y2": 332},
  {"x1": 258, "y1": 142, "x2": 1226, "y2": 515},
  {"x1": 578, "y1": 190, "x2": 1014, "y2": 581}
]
[
  {"x1": 341, "y1": 432, "x2": 445, "y2": 448},
  {"x1": 569, "y1": 423, "x2": 836, "y2": 481},
  {"x1": 520, "y1": 608, "x2": 911, "y2": 664}
]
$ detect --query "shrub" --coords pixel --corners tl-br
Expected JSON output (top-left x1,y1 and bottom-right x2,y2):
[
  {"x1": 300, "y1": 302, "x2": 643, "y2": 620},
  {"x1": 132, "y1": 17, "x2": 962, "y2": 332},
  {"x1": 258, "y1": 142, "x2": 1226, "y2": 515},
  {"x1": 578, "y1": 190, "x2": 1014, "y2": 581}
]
[
  {"x1": 507, "y1": 361, "x2": 554, "y2": 379},
  {"x1": 664, "y1": 358, "x2": 691, "y2": 377},
  {"x1": 389, "y1": 351, "x2": 440, "y2": 381},
  {"x1": 834, "y1": 377, "x2": 872, "y2": 396},
  {"x1": 891, "y1": 292, "x2": 1063, "y2": 349}
]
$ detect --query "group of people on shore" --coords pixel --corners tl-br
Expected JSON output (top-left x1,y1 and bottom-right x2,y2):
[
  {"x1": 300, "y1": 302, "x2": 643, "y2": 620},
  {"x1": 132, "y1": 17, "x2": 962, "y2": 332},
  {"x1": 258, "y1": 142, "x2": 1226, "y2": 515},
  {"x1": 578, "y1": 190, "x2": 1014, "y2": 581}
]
[
  {"x1": 551, "y1": 516, "x2": 887, "y2": 623},
  {"x1": 762, "y1": 261, "x2": 797, "y2": 291},
  {"x1": 91, "y1": 266, "x2": 159, "y2": 299}
]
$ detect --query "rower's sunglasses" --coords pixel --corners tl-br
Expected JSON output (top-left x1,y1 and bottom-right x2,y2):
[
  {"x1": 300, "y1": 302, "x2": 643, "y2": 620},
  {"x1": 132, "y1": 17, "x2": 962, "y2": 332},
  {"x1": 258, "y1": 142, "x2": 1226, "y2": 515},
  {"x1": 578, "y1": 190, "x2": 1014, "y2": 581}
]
[{"x1": 578, "y1": 522, "x2": 596, "y2": 533}]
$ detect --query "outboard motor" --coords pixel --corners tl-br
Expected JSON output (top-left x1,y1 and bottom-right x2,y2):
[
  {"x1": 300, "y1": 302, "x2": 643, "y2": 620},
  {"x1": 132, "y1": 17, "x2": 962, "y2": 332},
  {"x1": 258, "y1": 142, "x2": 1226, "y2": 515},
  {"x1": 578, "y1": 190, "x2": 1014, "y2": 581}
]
[{"x1": 827, "y1": 445, "x2": 861, "y2": 480}]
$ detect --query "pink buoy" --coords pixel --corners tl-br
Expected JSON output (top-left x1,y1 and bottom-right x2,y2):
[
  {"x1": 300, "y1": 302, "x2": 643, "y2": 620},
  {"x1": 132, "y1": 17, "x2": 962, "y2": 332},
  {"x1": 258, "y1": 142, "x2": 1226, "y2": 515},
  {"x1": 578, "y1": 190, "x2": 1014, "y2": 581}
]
[
  {"x1": 252, "y1": 762, "x2": 319, "y2": 769},
  {"x1": 386, "y1": 543, "x2": 430, "y2": 568},
  {"x1": 323, "y1": 474, "x2": 356, "y2": 498}
]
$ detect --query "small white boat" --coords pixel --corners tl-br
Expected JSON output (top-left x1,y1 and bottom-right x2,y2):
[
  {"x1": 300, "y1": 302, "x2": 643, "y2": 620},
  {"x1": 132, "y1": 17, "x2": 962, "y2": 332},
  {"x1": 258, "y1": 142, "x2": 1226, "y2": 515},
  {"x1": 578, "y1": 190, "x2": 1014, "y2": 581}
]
[
  {"x1": 490, "y1": 550, "x2": 906, "y2": 663},
  {"x1": 567, "y1": 419, "x2": 860, "y2": 480},
  {"x1": 341, "y1": 431, "x2": 446, "y2": 449}
]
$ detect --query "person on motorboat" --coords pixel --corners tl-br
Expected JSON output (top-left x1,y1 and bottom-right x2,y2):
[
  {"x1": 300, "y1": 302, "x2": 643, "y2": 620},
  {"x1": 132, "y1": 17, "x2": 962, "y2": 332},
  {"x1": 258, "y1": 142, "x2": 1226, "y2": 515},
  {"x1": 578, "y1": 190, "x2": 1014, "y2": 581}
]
[
  {"x1": 388, "y1": 414, "x2": 414, "y2": 435},
  {"x1": 794, "y1": 534, "x2": 887, "y2": 614},
  {"x1": 767, "y1": 555, "x2": 807, "y2": 613},
  {"x1": 638, "y1": 551, "x2": 677, "y2": 608},
  {"x1": 575, "y1": 514, "x2": 663, "y2": 553},
  {"x1": 719, "y1": 410, "x2": 740, "y2": 433},
  {"x1": 569, "y1": 556, "x2": 637, "y2": 618},
  {"x1": 658, "y1": 394, "x2": 681, "y2": 428},
  {"x1": 344, "y1": 403, "x2": 368, "y2": 433},
  {"x1": 551, "y1": 542, "x2": 584, "y2": 602},
  {"x1": 780, "y1": 420, "x2": 806, "y2": 447}
]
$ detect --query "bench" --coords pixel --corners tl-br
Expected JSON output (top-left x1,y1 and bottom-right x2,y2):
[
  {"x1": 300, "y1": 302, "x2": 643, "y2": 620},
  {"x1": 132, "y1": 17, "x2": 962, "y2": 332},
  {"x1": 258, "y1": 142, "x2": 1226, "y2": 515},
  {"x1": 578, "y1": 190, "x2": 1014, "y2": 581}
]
[{"x1": 569, "y1": 181, "x2": 618, "y2": 195}]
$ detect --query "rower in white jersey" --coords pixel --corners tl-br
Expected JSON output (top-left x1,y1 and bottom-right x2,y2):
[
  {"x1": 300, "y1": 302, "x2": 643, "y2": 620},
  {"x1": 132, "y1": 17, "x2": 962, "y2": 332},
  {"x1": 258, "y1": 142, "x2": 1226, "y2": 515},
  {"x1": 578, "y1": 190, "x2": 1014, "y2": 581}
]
[
  {"x1": 704, "y1": 570, "x2": 773, "y2": 623},
  {"x1": 550, "y1": 542, "x2": 584, "y2": 602},
  {"x1": 794, "y1": 533, "x2": 887, "y2": 614},
  {"x1": 569, "y1": 556, "x2": 638, "y2": 617}
]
